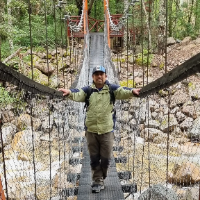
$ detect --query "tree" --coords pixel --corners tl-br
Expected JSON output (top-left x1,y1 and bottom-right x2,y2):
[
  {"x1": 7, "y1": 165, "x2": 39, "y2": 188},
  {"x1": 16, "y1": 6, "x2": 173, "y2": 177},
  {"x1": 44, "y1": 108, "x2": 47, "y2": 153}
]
[{"x1": 75, "y1": 0, "x2": 95, "y2": 15}]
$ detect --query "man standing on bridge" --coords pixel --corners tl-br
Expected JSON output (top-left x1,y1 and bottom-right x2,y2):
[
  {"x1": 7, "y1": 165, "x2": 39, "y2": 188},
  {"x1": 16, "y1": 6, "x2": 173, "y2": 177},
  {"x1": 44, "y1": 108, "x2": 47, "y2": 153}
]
[{"x1": 59, "y1": 66, "x2": 140, "y2": 193}]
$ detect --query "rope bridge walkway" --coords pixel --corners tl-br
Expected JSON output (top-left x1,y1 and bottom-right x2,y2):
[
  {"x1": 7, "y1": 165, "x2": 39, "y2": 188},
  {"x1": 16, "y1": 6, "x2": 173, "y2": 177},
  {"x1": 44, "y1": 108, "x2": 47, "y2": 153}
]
[{"x1": 1, "y1": 0, "x2": 200, "y2": 200}]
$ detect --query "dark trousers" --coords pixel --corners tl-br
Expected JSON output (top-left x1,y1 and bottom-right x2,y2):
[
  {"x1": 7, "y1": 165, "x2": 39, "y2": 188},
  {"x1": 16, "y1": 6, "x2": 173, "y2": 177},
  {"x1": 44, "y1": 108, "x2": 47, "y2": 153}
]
[{"x1": 85, "y1": 131, "x2": 114, "y2": 184}]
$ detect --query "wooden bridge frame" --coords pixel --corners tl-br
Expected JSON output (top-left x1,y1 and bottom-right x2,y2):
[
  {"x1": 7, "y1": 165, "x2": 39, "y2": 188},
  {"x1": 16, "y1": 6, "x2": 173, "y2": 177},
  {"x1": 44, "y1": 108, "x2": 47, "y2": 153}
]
[{"x1": 69, "y1": 0, "x2": 112, "y2": 47}]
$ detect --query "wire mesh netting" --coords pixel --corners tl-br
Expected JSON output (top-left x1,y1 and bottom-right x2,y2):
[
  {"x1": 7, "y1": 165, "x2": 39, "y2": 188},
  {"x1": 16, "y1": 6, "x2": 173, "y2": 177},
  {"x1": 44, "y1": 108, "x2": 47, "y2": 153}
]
[{"x1": 1, "y1": 0, "x2": 200, "y2": 200}]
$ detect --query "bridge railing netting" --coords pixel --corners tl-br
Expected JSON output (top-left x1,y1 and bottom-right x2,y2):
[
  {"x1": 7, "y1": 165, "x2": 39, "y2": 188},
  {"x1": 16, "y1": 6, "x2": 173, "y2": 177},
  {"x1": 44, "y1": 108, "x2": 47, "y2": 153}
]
[{"x1": 1, "y1": 0, "x2": 200, "y2": 199}]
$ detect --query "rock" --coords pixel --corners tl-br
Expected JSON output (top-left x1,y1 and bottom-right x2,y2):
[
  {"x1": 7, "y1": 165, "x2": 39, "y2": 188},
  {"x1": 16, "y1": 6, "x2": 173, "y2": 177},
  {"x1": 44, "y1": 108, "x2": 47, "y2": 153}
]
[
  {"x1": 180, "y1": 117, "x2": 193, "y2": 131},
  {"x1": 139, "y1": 100, "x2": 152, "y2": 123},
  {"x1": 189, "y1": 117, "x2": 200, "y2": 138},
  {"x1": 160, "y1": 114, "x2": 178, "y2": 132},
  {"x1": 129, "y1": 118, "x2": 137, "y2": 127},
  {"x1": 51, "y1": 49, "x2": 60, "y2": 56},
  {"x1": 128, "y1": 55, "x2": 135, "y2": 64},
  {"x1": 34, "y1": 62, "x2": 55, "y2": 76},
  {"x1": 168, "y1": 162, "x2": 200, "y2": 185},
  {"x1": 41, "y1": 114, "x2": 54, "y2": 132},
  {"x1": 138, "y1": 184, "x2": 178, "y2": 200},
  {"x1": 37, "y1": 52, "x2": 46, "y2": 59},
  {"x1": 181, "y1": 36, "x2": 192, "y2": 45},
  {"x1": 144, "y1": 120, "x2": 160, "y2": 129},
  {"x1": 141, "y1": 128, "x2": 164, "y2": 142},
  {"x1": 176, "y1": 112, "x2": 186, "y2": 123},
  {"x1": 28, "y1": 68, "x2": 49, "y2": 86},
  {"x1": 151, "y1": 112, "x2": 158, "y2": 119},
  {"x1": 16, "y1": 114, "x2": 41, "y2": 131},
  {"x1": 188, "y1": 83, "x2": 200, "y2": 100},
  {"x1": 1, "y1": 123, "x2": 17, "y2": 146},
  {"x1": 2, "y1": 110, "x2": 14, "y2": 123},
  {"x1": 194, "y1": 37, "x2": 200, "y2": 45},
  {"x1": 167, "y1": 37, "x2": 176, "y2": 46},
  {"x1": 171, "y1": 89, "x2": 189, "y2": 108},
  {"x1": 49, "y1": 76, "x2": 60, "y2": 88},
  {"x1": 134, "y1": 77, "x2": 143, "y2": 85},
  {"x1": 182, "y1": 43, "x2": 196, "y2": 51},
  {"x1": 170, "y1": 107, "x2": 179, "y2": 114},
  {"x1": 185, "y1": 187, "x2": 199, "y2": 200},
  {"x1": 11, "y1": 130, "x2": 41, "y2": 152}
]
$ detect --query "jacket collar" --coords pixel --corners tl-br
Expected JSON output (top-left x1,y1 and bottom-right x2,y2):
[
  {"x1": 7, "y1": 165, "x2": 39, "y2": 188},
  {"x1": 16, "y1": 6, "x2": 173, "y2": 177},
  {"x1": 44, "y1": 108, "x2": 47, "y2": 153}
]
[{"x1": 91, "y1": 80, "x2": 110, "y2": 90}]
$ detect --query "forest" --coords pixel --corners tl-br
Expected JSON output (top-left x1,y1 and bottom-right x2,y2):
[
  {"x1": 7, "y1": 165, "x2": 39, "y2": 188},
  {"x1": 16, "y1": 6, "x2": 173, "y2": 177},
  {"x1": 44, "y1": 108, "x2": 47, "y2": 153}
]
[{"x1": 0, "y1": 0, "x2": 200, "y2": 60}]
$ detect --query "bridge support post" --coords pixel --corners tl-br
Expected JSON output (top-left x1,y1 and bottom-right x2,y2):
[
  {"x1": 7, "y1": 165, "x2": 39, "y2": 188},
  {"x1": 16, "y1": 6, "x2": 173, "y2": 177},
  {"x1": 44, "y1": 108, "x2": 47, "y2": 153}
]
[
  {"x1": 83, "y1": 0, "x2": 88, "y2": 35},
  {"x1": 104, "y1": 0, "x2": 110, "y2": 47}
]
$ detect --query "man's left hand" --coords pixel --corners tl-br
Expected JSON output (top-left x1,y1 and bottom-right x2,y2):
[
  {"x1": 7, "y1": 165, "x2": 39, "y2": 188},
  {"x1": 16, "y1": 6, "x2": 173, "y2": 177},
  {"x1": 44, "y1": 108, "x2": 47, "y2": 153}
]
[{"x1": 133, "y1": 88, "x2": 141, "y2": 96}]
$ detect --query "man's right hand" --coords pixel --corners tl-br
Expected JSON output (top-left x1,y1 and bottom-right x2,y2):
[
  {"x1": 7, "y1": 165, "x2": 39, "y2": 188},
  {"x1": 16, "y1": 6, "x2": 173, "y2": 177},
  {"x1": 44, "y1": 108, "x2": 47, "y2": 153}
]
[{"x1": 58, "y1": 88, "x2": 71, "y2": 96}]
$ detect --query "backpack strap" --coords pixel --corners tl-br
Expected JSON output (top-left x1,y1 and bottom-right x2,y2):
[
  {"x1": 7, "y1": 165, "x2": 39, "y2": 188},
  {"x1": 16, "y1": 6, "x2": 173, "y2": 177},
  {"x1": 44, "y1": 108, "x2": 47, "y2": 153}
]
[
  {"x1": 84, "y1": 83, "x2": 115, "y2": 111},
  {"x1": 84, "y1": 86, "x2": 93, "y2": 111},
  {"x1": 107, "y1": 83, "x2": 115, "y2": 105}
]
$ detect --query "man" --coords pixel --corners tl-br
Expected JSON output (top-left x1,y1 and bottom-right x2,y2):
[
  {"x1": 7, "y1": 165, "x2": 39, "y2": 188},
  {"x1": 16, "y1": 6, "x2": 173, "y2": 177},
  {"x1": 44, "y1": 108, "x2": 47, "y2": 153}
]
[{"x1": 59, "y1": 65, "x2": 140, "y2": 193}]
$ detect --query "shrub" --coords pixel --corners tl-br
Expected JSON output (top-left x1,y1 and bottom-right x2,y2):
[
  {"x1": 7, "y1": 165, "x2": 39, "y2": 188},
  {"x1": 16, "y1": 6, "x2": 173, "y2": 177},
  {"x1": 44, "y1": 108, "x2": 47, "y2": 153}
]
[
  {"x1": 0, "y1": 86, "x2": 15, "y2": 105},
  {"x1": 120, "y1": 80, "x2": 135, "y2": 88}
]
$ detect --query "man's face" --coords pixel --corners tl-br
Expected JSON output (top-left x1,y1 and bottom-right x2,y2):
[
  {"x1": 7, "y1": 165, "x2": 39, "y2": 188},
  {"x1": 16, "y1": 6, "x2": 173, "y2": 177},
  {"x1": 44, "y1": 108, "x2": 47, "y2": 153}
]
[{"x1": 92, "y1": 71, "x2": 107, "y2": 86}]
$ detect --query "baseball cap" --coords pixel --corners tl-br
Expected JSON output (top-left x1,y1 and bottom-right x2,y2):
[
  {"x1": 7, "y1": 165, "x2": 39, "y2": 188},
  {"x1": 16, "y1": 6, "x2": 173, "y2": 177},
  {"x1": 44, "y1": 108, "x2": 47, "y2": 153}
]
[{"x1": 92, "y1": 66, "x2": 106, "y2": 74}]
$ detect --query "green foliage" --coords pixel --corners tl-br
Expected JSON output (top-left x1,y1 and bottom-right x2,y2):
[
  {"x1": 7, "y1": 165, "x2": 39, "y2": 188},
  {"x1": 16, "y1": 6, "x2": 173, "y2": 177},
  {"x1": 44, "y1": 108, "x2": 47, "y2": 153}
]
[
  {"x1": 159, "y1": 63, "x2": 164, "y2": 70},
  {"x1": 0, "y1": 40, "x2": 11, "y2": 59},
  {"x1": 64, "y1": 4, "x2": 79, "y2": 15},
  {"x1": 23, "y1": 55, "x2": 32, "y2": 62},
  {"x1": 135, "y1": 49, "x2": 153, "y2": 66},
  {"x1": 12, "y1": 14, "x2": 64, "y2": 47},
  {"x1": 34, "y1": 46, "x2": 45, "y2": 52},
  {"x1": 0, "y1": 86, "x2": 14, "y2": 105},
  {"x1": 120, "y1": 80, "x2": 135, "y2": 88}
]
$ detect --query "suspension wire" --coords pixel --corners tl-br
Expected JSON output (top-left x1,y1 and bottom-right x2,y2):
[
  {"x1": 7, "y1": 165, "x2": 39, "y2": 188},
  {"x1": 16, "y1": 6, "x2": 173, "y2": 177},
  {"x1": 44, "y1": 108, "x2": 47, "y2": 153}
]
[
  {"x1": 0, "y1": 120, "x2": 8, "y2": 200},
  {"x1": 165, "y1": 0, "x2": 170, "y2": 190},
  {"x1": 126, "y1": 15, "x2": 129, "y2": 87},
  {"x1": 58, "y1": 3, "x2": 65, "y2": 88},
  {"x1": 28, "y1": 0, "x2": 33, "y2": 80},
  {"x1": 146, "y1": 0, "x2": 153, "y2": 190},
  {"x1": 140, "y1": 0, "x2": 145, "y2": 194},
  {"x1": 30, "y1": 95, "x2": 37, "y2": 200},
  {"x1": 63, "y1": 14, "x2": 69, "y2": 88},
  {"x1": 132, "y1": 7, "x2": 135, "y2": 88},
  {"x1": 70, "y1": 35, "x2": 73, "y2": 87},
  {"x1": 44, "y1": 0, "x2": 50, "y2": 86},
  {"x1": 131, "y1": 5, "x2": 136, "y2": 196},
  {"x1": 53, "y1": 0, "x2": 59, "y2": 87},
  {"x1": 56, "y1": 99, "x2": 62, "y2": 198},
  {"x1": 126, "y1": 12, "x2": 130, "y2": 171},
  {"x1": 28, "y1": 0, "x2": 37, "y2": 198},
  {"x1": 64, "y1": 13, "x2": 69, "y2": 88},
  {"x1": 43, "y1": 1, "x2": 53, "y2": 198}
]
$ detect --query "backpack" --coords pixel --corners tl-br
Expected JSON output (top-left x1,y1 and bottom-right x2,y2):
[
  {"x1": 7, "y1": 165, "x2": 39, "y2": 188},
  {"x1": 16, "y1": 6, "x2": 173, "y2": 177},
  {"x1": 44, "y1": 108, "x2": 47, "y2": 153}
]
[{"x1": 84, "y1": 83, "x2": 115, "y2": 111}]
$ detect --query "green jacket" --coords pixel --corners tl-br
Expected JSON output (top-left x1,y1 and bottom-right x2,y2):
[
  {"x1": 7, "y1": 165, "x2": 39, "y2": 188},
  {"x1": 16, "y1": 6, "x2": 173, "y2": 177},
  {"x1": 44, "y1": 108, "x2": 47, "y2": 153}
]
[{"x1": 68, "y1": 80, "x2": 136, "y2": 134}]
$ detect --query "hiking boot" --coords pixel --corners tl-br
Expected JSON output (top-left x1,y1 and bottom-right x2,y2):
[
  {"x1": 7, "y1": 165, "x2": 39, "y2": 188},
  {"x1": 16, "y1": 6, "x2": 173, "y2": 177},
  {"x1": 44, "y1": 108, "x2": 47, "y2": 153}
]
[{"x1": 91, "y1": 182, "x2": 105, "y2": 193}]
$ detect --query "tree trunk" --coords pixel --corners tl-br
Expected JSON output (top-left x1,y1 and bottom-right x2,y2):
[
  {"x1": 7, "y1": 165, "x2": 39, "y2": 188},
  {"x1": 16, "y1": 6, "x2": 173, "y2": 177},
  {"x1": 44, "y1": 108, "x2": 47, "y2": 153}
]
[
  {"x1": 168, "y1": 0, "x2": 173, "y2": 37},
  {"x1": 123, "y1": 0, "x2": 128, "y2": 47},
  {"x1": 88, "y1": 0, "x2": 95, "y2": 15},
  {"x1": 141, "y1": 0, "x2": 152, "y2": 49},
  {"x1": 158, "y1": 0, "x2": 166, "y2": 55},
  {"x1": 7, "y1": 0, "x2": 14, "y2": 52},
  {"x1": 188, "y1": 0, "x2": 194, "y2": 24}
]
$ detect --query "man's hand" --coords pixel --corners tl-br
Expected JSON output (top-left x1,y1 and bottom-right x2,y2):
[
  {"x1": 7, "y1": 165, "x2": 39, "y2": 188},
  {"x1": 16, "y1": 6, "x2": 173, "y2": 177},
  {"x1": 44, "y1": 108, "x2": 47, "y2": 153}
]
[
  {"x1": 58, "y1": 88, "x2": 71, "y2": 96},
  {"x1": 133, "y1": 88, "x2": 141, "y2": 96}
]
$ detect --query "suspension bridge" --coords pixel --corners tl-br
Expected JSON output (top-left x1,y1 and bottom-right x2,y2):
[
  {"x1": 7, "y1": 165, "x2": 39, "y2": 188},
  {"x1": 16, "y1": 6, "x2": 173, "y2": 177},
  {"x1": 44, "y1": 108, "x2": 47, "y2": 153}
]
[{"x1": 1, "y1": 0, "x2": 200, "y2": 199}]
